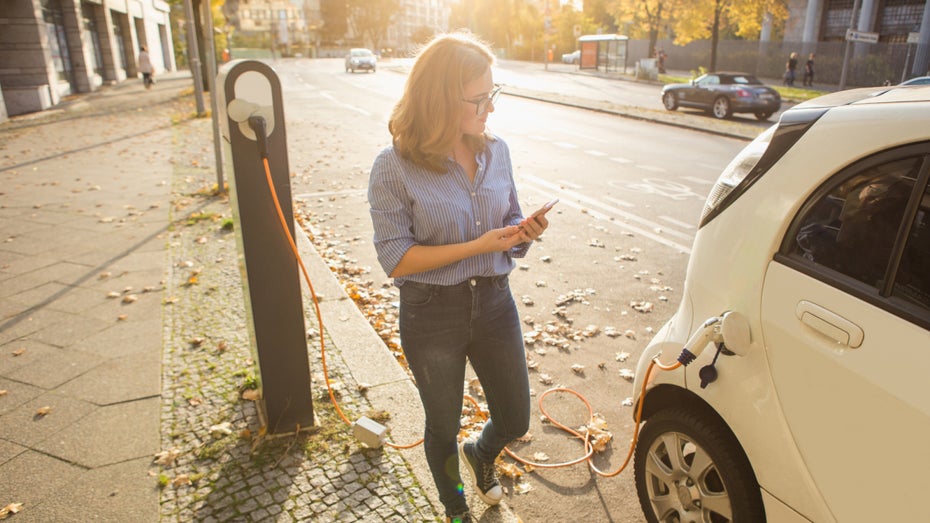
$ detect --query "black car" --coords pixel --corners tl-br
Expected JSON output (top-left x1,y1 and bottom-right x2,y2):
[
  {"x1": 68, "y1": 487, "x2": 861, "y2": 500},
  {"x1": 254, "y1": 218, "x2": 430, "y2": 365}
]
[{"x1": 661, "y1": 72, "x2": 781, "y2": 120}]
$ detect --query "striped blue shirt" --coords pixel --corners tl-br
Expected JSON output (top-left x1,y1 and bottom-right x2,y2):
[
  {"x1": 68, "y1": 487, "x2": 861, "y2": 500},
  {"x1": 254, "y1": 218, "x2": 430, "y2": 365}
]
[{"x1": 368, "y1": 135, "x2": 530, "y2": 286}]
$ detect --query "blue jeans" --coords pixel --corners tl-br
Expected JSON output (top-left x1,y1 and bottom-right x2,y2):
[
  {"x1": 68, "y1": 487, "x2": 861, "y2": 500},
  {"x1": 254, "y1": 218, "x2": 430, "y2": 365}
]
[{"x1": 399, "y1": 275, "x2": 530, "y2": 515}]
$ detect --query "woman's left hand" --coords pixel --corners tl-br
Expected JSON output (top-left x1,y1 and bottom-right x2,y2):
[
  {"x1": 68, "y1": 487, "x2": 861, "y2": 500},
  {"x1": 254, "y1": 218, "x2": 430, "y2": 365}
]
[{"x1": 518, "y1": 214, "x2": 548, "y2": 242}]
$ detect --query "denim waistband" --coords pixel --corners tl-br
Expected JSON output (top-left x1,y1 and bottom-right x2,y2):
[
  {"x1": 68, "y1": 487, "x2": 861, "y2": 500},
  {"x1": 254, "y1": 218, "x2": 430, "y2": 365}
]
[{"x1": 403, "y1": 274, "x2": 509, "y2": 291}]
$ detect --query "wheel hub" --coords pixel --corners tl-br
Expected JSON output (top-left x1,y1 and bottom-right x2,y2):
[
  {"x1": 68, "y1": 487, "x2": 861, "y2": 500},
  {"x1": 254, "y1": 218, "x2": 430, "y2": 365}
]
[{"x1": 675, "y1": 478, "x2": 701, "y2": 510}]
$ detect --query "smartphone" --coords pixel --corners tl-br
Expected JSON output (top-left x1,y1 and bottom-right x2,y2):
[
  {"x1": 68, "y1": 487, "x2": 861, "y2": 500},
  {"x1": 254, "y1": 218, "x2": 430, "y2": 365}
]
[{"x1": 529, "y1": 198, "x2": 559, "y2": 220}]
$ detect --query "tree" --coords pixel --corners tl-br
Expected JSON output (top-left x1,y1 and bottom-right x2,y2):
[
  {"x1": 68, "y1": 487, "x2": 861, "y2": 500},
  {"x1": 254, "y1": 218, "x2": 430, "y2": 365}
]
[
  {"x1": 346, "y1": 0, "x2": 399, "y2": 49},
  {"x1": 673, "y1": 0, "x2": 788, "y2": 71},
  {"x1": 585, "y1": 0, "x2": 618, "y2": 34},
  {"x1": 611, "y1": 0, "x2": 681, "y2": 62},
  {"x1": 320, "y1": 0, "x2": 347, "y2": 45}
]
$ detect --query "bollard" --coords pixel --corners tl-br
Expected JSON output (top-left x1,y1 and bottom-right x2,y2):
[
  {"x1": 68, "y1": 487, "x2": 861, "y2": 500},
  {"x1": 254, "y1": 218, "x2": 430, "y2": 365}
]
[{"x1": 216, "y1": 60, "x2": 314, "y2": 433}]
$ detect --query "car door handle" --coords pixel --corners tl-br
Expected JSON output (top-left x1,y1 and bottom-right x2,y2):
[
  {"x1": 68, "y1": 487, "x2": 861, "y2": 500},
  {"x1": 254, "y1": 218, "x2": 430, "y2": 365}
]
[{"x1": 795, "y1": 300, "x2": 864, "y2": 348}]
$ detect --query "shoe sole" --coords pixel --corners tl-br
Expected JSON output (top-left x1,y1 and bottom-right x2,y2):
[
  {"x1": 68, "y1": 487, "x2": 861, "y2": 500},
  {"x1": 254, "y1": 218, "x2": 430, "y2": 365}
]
[{"x1": 458, "y1": 442, "x2": 502, "y2": 506}]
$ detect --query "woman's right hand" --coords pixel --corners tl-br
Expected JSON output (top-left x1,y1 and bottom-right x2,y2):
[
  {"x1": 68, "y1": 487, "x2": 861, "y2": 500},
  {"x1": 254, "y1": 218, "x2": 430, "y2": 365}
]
[{"x1": 477, "y1": 225, "x2": 526, "y2": 252}]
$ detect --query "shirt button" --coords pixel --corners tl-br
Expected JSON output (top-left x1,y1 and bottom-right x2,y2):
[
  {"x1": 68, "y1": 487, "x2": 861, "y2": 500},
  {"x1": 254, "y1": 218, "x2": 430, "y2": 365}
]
[
  {"x1": 471, "y1": 192, "x2": 476, "y2": 197},
  {"x1": 476, "y1": 221, "x2": 481, "y2": 226},
  {"x1": 469, "y1": 278, "x2": 477, "y2": 286}
]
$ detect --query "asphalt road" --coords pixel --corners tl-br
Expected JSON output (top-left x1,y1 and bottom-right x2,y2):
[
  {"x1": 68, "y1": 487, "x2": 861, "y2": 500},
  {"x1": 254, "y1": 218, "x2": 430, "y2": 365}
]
[{"x1": 275, "y1": 57, "x2": 748, "y2": 522}]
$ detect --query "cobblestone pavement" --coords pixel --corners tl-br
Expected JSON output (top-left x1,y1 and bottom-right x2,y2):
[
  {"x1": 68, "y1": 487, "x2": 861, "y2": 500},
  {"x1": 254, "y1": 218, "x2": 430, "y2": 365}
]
[{"x1": 156, "y1": 89, "x2": 437, "y2": 522}]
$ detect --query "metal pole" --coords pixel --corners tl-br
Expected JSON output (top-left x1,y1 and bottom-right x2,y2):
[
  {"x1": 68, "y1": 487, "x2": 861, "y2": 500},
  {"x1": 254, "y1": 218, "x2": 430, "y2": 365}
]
[
  {"x1": 200, "y1": 0, "x2": 225, "y2": 191},
  {"x1": 183, "y1": 0, "x2": 206, "y2": 115},
  {"x1": 838, "y1": 0, "x2": 862, "y2": 91}
]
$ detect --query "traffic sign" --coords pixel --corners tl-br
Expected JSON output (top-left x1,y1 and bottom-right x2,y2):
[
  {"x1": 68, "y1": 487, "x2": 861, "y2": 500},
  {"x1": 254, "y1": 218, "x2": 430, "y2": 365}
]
[{"x1": 845, "y1": 28, "x2": 879, "y2": 44}]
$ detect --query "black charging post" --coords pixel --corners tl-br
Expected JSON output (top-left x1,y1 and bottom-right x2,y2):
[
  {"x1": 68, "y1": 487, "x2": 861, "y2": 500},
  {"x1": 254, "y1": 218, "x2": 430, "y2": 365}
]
[{"x1": 216, "y1": 60, "x2": 313, "y2": 433}]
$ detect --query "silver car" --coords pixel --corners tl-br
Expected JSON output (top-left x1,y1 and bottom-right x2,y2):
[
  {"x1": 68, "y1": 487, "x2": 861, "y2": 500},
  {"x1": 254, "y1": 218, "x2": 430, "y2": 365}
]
[{"x1": 345, "y1": 48, "x2": 376, "y2": 73}]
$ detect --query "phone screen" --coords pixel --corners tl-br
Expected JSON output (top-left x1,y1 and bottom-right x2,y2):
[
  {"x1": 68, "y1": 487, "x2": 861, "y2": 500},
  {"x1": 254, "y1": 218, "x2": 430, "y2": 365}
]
[{"x1": 530, "y1": 198, "x2": 559, "y2": 219}]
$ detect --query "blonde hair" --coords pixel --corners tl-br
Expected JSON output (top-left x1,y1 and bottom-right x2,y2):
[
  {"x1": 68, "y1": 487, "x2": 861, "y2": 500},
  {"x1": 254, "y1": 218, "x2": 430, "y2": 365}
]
[{"x1": 389, "y1": 31, "x2": 495, "y2": 173}]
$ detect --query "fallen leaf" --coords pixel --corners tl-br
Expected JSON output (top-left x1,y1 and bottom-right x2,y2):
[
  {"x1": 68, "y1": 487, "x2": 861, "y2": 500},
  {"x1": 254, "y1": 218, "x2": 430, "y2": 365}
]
[
  {"x1": 0, "y1": 502, "x2": 24, "y2": 519},
  {"x1": 153, "y1": 448, "x2": 181, "y2": 466},
  {"x1": 172, "y1": 474, "x2": 191, "y2": 487},
  {"x1": 241, "y1": 389, "x2": 260, "y2": 401},
  {"x1": 106, "y1": 291, "x2": 120, "y2": 299},
  {"x1": 514, "y1": 481, "x2": 533, "y2": 494},
  {"x1": 117, "y1": 314, "x2": 128, "y2": 321},
  {"x1": 36, "y1": 406, "x2": 52, "y2": 416},
  {"x1": 532, "y1": 452, "x2": 550, "y2": 462},
  {"x1": 0, "y1": 390, "x2": 7, "y2": 396},
  {"x1": 209, "y1": 422, "x2": 233, "y2": 438},
  {"x1": 619, "y1": 369, "x2": 635, "y2": 381},
  {"x1": 121, "y1": 294, "x2": 138, "y2": 304},
  {"x1": 12, "y1": 348, "x2": 25, "y2": 356}
]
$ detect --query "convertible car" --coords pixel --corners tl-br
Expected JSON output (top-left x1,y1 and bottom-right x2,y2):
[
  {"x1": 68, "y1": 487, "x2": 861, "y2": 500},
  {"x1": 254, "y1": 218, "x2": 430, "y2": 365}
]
[{"x1": 661, "y1": 72, "x2": 781, "y2": 120}]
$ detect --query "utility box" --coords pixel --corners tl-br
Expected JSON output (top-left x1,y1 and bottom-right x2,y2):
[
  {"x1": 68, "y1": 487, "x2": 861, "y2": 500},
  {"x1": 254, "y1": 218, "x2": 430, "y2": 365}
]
[{"x1": 215, "y1": 60, "x2": 314, "y2": 433}]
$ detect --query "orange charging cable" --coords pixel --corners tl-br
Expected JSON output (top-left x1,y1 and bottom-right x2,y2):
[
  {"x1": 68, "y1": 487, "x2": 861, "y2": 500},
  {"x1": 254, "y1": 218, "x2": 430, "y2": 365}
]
[{"x1": 258, "y1": 153, "x2": 684, "y2": 464}]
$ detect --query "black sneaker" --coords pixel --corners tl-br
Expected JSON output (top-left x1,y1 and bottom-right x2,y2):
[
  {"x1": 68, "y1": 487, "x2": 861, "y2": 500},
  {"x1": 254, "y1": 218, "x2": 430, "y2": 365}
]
[
  {"x1": 459, "y1": 441, "x2": 503, "y2": 505},
  {"x1": 446, "y1": 512, "x2": 472, "y2": 523}
]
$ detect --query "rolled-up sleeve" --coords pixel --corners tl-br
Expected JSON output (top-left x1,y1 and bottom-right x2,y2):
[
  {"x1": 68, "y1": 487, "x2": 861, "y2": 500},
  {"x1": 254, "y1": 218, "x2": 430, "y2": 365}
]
[{"x1": 368, "y1": 151, "x2": 415, "y2": 277}]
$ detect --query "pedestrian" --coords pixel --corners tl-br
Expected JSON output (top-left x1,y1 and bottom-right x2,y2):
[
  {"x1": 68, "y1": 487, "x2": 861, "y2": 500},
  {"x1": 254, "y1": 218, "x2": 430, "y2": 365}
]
[
  {"x1": 656, "y1": 48, "x2": 667, "y2": 74},
  {"x1": 784, "y1": 51, "x2": 798, "y2": 86},
  {"x1": 222, "y1": 47, "x2": 231, "y2": 62},
  {"x1": 138, "y1": 45, "x2": 154, "y2": 89},
  {"x1": 803, "y1": 53, "x2": 815, "y2": 87},
  {"x1": 367, "y1": 31, "x2": 545, "y2": 523}
]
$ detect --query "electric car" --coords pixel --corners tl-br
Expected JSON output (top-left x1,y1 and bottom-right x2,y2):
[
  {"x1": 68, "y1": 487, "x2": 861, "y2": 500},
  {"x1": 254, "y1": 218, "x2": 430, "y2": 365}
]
[{"x1": 632, "y1": 85, "x2": 930, "y2": 522}]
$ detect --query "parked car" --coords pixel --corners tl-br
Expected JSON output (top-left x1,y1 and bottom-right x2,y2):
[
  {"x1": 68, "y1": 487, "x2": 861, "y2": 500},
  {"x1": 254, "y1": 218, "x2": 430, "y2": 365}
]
[
  {"x1": 661, "y1": 72, "x2": 781, "y2": 120},
  {"x1": 345, "y1": 48, "x2": 376, "y2": 73},
  {"x1": 632, "y1": 85, "x2": 930, "y2": 522},
  {"x1": 561, "y1": 50, "x2": 580, "y2": 64},
  {"x1": 901, "y1": 75, "x2": 930, "y2": 85}
]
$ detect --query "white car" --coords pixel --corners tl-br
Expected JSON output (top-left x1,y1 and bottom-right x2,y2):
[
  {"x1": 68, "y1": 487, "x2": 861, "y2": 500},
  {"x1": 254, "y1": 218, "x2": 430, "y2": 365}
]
[
  {"x1": 632, "y1": 85, "x2": 930, "y2": 522},
  {"x1": 345, "y1": 48, "x2": 376, "y2": 73},
  {"x1": 561, "y1": 50, "x2": 580, "y2": 64}
]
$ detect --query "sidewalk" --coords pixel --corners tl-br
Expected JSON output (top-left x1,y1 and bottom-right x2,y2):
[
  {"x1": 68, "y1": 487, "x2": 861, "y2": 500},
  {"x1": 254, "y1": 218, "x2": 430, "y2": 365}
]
[{"x1": 0, "y1": 72, "x2": 443, "y2": 522}]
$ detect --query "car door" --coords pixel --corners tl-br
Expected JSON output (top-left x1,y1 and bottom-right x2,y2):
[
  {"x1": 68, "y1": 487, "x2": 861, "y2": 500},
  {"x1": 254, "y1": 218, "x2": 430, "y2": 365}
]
[
  {"x1": 693, "y1": 74, "x2": 719, "y2": 106},
  {"x1": 760, "y1": 145, "x2": 930, "y2": 522}
]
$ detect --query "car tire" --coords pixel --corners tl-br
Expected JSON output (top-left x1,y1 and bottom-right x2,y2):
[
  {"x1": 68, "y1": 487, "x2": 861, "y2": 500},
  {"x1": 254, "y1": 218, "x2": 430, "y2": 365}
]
[
  {"x1": 662, "y1": 92, "x2": 679, "y2": 111},
  {"x1": 712, "y1": 96, "x2": 732, "y2": 119},
  {"x1": 634, "y1": 407, "x2": 766, "y2": 523},
  {"x1": 755, "y1": 111, "x2": 773, "y2": 121}
]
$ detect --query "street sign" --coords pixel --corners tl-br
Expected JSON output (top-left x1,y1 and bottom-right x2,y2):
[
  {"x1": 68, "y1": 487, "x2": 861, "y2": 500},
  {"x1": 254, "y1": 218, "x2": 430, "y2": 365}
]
[
  {"x1": 845, "y1": 28, "x2": 879, "y2": 44},
  {"x1": 907, "y1": 32, "x2": 920, "y2": 44},
  {"x1": 573, "y1": 24, "x2": 582, "y2": 38}
]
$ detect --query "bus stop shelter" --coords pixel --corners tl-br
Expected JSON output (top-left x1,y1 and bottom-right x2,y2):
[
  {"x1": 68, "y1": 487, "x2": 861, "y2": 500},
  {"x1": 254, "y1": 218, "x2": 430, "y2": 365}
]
[{"x1": 578, "y1": 34, "x2": 629, "y2": 74}]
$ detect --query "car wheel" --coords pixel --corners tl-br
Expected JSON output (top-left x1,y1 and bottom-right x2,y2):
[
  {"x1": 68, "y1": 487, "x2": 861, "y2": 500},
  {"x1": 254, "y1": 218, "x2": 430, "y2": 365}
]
[
  {"x1": 662, "y1": 92, "x2": 679, "y2": 111},
  {"x1": 755, "y1": 111, "x2": 773, "y2": 121},
  {"x1": 712, "y1": 97, "x2": 732, "y2": 119},
  {"x1": 634, "y1": 407, "x2": 766, "y2": 523}
]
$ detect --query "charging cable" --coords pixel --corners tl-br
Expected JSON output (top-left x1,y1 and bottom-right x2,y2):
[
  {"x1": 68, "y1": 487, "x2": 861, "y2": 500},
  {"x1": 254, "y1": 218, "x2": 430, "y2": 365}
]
[{"x1": 247, "y1": 114, "x2": 719, "y2": 474}]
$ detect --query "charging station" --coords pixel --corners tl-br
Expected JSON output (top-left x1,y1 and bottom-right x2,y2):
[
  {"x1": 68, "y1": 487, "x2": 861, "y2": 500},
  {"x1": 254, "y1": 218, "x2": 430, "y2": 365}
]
[{"x1": 216, "y1": 60, "x2": 314, "y2": 433}]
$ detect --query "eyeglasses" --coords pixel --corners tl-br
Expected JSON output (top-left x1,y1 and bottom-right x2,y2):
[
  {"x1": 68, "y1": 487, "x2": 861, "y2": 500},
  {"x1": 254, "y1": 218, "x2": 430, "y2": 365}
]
[{"x1": 463, "y1": 84, "x2": 503, "y2": 115}]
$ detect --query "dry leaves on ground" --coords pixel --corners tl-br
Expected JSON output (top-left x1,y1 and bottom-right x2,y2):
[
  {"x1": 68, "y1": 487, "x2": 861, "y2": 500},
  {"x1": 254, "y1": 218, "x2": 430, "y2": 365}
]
[{"x1": 0, "y1": 503, "x2": 23, "y2": 520}]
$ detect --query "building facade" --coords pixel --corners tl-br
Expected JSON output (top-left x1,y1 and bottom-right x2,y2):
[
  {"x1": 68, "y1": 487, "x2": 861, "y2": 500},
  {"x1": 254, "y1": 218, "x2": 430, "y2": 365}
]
[{"x1": 0, "y1": 0, "x2": 176, "y2": 120}]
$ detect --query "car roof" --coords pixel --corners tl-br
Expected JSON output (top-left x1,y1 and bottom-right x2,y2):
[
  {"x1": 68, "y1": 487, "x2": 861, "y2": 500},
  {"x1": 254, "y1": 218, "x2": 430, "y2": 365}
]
[{"x1": 793, "y1": 85, "x2": 930, "y2": 110}]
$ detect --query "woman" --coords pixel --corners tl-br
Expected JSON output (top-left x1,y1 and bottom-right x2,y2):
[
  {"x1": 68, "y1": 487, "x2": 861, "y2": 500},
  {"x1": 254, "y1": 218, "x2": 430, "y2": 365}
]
[
  {"x1": 368, "y1": 32, "x2": 547, "y2": 523},
  {"x1": 138, "y1": 45, "x2": 154, "y2": 89}
]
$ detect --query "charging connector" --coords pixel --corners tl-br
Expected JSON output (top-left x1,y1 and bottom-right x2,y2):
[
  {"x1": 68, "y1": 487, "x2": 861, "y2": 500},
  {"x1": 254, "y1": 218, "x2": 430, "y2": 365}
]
[
  {"x1": 677, "y1": 316, "x2": 722, "y2": 365},
  {"x1": 353, "y1": 417, "x2": 387, "y2": 448},
  {"x1": 248, "y1": 115, "x2": 269, "y2": 158}
]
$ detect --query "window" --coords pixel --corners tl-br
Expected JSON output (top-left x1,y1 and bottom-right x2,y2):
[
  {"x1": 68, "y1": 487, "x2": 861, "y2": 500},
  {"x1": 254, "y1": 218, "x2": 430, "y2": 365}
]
[
  {"x1": 893, "y1": 182, "x2": 930, "y2": 309},
  {"x1": 782, "y1": 145, "x2": 930, "y2": 323},
  {"x1": 790, "y1": 157, "x2": 917, "y2": 287}
]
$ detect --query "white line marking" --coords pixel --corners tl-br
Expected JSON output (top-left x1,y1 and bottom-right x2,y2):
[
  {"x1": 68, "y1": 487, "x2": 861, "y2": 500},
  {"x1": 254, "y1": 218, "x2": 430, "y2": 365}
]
[
  {"x1": 553, "y1": 142, "x2": 578, "y2": 149},
  {"x1": 528, "y1": 135, "x2": 549, "y2": 141},
  {"x1": 681, "y1": 175, "x2": 713, "y2": 185},
  {"x1": 605, "y1": 196, "x2": 635, "y2": 208},
  {"x1": 659, "y1": 215, "x2": 696, "y2": 229},
  {"x1": 556, "y1": 180, "x2": 583, "y2": 189},
  {"x1": 636, "y1": 164, "x2": 667, "y2": 173},
  {"x1": 585, "y1": 150, "x2": 608, "y2": 157},
  {"x1": 519, "y1": 174, "x2": 694, "y2": 253},
  {"x1": 610, "y1": 157, "x2": 633, "y2": 164},
  {"x1": 320, "y1": 92, "x2": 371, "y2": 116},
  {"x1": 295, "y1": 189, "x2": 367, "y2": 199}
]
